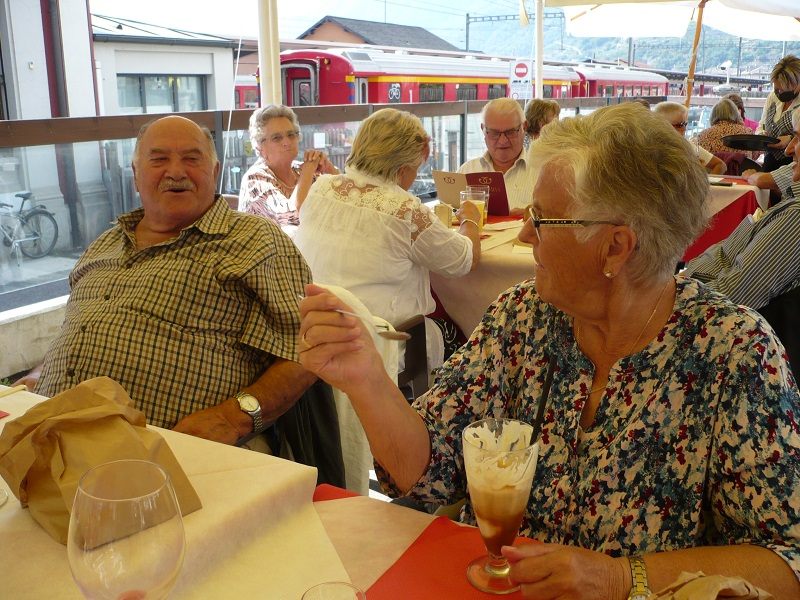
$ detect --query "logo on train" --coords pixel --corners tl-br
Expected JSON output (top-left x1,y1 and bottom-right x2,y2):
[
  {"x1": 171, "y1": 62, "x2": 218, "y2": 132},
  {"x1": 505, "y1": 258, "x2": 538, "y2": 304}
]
[{"x1": 388, "y1": 83, "x2": 401, "y2": 103}]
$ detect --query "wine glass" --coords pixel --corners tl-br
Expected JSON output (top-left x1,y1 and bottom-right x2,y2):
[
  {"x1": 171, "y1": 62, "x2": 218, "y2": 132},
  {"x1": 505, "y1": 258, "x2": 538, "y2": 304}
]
[
  {"x1": 67, "y1": 459, "x2": 186, "y2": 600},
  {"x1": 462, "y1": 418, "x2": 539, "y2": 594},
  {"x1": 302, "y1": 581, "x2": 366, "y2": 599}
]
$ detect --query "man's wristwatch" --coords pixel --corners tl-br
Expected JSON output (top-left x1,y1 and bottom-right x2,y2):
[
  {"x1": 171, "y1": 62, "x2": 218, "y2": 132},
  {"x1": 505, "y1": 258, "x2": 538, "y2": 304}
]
[
  {"x1": 235, "y1": 392, "x2": 265, "y2": 434},
  {"x1": 627, "y1": 555, "x2": 651, "y2": 600}
]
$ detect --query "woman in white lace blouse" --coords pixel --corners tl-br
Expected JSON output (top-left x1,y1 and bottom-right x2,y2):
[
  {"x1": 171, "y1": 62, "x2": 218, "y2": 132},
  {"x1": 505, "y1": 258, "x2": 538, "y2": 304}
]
[
  {"x1": 238, "y1": 104, "x2": 338, "y2": 228},
  {"x1": 294, "y1": 108, "x2": 482, "y2": 371}
]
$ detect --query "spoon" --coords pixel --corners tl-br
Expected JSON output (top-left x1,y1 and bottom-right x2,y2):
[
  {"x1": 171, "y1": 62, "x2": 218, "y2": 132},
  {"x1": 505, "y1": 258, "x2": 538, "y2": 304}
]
[{"x1": 297, "y1": 295, "x2": 411, "y2": 341}]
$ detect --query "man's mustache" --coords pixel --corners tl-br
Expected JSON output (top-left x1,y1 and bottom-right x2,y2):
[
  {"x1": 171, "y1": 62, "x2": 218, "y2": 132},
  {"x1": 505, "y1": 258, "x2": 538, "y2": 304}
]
[{"x1": 159, "y1": 179, "x2": 195, "y2": 192}]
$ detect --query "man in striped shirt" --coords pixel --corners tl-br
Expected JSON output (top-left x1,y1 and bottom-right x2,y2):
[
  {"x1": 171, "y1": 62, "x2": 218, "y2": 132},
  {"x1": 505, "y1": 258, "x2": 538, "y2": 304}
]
[{"x1": 684, "y1": 113, "x2": 800, "y2": 311}]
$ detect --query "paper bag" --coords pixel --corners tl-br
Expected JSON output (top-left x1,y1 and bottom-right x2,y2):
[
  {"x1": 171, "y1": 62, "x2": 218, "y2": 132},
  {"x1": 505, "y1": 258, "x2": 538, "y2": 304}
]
[{"x1": 0, "y1": 377, "x2": 202, "y2": 544}]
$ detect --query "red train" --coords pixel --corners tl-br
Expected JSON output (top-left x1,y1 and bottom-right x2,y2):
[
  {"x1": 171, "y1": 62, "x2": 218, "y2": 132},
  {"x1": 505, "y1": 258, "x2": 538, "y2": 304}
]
[
  {"x1": 235, "y1": 48, "x2": 669, "y2": 108},
  {"x1": 237, "y1": 50, "x2": 669, "y2": 107}
]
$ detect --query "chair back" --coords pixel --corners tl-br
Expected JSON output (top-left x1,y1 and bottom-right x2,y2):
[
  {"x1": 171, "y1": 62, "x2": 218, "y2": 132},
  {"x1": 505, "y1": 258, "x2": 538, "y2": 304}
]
[
  {"x1": 396, "y1": 314, "x2": 429, "y2": 401},
  {"x1": 757, "y1": 284, "x2": 800, "y2": 378},
  {"x1": 713, "y1": 152, "x2": 759, "y2": 176}
]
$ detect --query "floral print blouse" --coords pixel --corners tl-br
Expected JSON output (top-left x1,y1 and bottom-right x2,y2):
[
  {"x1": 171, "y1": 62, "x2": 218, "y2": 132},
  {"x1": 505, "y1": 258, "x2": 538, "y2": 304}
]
[
  {"x1": 376, "y1": 276, "x2": 800, "y2": 576},
  {"x1": 238, "y1": 158, "x2": 302, "y2": 226}
]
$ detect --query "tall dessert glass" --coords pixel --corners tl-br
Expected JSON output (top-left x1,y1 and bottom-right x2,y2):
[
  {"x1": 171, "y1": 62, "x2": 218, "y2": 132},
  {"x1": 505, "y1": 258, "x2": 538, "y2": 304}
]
[{"x1": 463, "y1": 418, "x2": 538, "y2": 594}]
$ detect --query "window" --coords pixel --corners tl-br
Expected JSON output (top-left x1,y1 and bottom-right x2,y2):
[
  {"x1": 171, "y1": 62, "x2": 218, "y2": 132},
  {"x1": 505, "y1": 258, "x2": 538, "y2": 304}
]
[
  {"x1": 487, "y1": 84, "x2": 506, "y2": 100},
  {"x1": 543, "y1": 85, "x2": 554, "y2": 98},
  {"x1": 456, "y1": 84, "x2": 477, "y2": 101},
  {"x1": 604, "y1": 85, "x2": 614, "y2": 97},
  {"x1": 419, "y1": 83, "x2": 444, "y2": 103},
  {"x1": 116, "y1": 75, "x2": 207, "y2": 114}
]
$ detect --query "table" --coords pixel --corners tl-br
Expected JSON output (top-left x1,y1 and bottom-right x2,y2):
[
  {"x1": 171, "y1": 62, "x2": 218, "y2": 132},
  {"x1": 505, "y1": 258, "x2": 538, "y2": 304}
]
[
  {"x1": 431, "y1": 220, "x2": 534, "y2": 336},
  {"x1": 710, "y1": 178, "x2": 769, "y2": 211},
  {"x1": 683, "y1": 186, "x2": 760, "y2": 262},
  {"x1": 0, "y1": 386, "x2": 349, "y2": 599},
  {"x1": 0, "y1": 387, "x2": 503, "y2": 599}
]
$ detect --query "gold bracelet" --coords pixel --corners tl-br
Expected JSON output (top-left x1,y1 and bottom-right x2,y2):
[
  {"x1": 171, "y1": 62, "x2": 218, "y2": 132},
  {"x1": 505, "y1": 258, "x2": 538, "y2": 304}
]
[{"x1": 460, "y1": 218, "x2": 480, "y2": 229}]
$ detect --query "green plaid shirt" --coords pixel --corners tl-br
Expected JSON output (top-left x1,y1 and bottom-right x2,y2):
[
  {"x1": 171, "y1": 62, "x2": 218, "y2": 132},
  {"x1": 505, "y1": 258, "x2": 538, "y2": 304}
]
[{"x1": 36, "y1": 197, "x2": 311, "y2": 428}]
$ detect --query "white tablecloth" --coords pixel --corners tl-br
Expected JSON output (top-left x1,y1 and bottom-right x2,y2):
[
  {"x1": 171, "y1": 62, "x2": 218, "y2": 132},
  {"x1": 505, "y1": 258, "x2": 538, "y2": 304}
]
[
  {"x1": 0, "y1": 387, "x2": 350, "y2": 599},
  {"x1": 431, "y1": 224, "x2": 534, "y2": 336}
]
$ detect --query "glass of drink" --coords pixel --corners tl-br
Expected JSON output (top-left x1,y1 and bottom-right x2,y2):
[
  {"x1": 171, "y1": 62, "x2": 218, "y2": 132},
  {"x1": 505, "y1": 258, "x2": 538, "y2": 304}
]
[
  {"x1": 459, "y1": 191, "x2": 486, "y2": 229},
  {"x1": 67, "y1": 459, "x2": 186, "y2": 600},
  {"x1": 466, "y1": 185, "x2": 490, "y2": 220},
  {"x1": 462, "y1": 418, "x2": 538, "y2": 594}
]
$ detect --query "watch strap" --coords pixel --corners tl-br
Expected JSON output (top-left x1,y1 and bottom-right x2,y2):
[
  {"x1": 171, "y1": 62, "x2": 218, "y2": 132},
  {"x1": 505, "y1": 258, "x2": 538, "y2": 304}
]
[{"x1": 627, "y1": 555, "x2": 651, "y2": 600}]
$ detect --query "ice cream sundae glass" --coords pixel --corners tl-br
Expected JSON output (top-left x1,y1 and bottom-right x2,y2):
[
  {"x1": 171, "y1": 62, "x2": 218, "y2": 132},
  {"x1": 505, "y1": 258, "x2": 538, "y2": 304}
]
[{"x1": 462, "y1": 418, "x2": 538, "y2": 594}]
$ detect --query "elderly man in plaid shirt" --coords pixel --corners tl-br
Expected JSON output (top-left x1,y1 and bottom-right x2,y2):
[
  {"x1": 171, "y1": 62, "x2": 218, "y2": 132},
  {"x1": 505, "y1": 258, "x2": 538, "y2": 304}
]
[{"x1": 23, "y1": 116, "x2": 317, "y2": 447}]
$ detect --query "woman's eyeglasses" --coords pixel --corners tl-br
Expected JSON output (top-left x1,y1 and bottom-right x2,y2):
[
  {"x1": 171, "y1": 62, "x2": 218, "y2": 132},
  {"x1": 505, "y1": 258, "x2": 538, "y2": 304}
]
[
  {"x1": 265, "y1": 130, "x2": 301, "y2": 144},
  {"x1": 526, "y1": 207, "x2": 621, "y2": 241}
]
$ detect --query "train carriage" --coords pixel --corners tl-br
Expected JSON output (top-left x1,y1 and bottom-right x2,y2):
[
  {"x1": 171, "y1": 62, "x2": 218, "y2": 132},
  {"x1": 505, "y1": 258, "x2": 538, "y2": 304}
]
[
  {"x1": 279, "y1": 49, "x2": 580, "y2": 106},
  {"x1": 573, "y1": 64, "x2": 669, "y2": 98}
]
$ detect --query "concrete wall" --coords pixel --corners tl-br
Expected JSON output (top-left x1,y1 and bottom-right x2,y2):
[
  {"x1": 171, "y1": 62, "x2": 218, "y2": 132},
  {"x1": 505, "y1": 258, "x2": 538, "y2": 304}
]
[{"x1": 0, "y1": 299, "x2": 66, "y2": 379}]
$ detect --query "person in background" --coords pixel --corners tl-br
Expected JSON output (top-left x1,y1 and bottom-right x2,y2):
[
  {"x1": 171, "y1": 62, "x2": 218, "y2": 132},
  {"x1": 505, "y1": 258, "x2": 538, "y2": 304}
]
[
  {"x1": 723, "y1": 92, "x2": 759, "y2": 131},
  {"x1": 459, "y1": 98, "x2": 532, "y2": 216},
  {"x1": 653, "y1": 101, "x2": 726, "y2": 174},
  {"x1": 744, "y1": 109, "x2": 800, "y2": 203},
  {"x1": 298, "y1": 103, "x2": 800, "y2": 599},
  {"x1": 757, "y1": 55, "x2": 800, "y2": 172},
  {"x1": 238, "y1": 104, "x2": 338, "y2": 230},
  {"x1": 696, "y1": 98, "x2": 761, "y2": 161},
  {"x1": 20, "y1": 116, "x2": 318, "y2": 449},
  {"x1": 685, "y1": 111, "x2": 800, "y2": 312},
  {"x1": 523, "y1": 98, "x2": 560, "y2": 142},
  {"x1": 294, "y1": 108, "x2": 481, "y2": 373}
]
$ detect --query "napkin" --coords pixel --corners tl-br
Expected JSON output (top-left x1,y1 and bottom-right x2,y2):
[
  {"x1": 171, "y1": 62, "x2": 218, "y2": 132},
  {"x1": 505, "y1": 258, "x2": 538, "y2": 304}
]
[
  {"x1": 0, "y1": 376, "x2": 202, "y2": 544},
  {"x1": 653, "y1": 571, "x2": 774, "y2": 600}
]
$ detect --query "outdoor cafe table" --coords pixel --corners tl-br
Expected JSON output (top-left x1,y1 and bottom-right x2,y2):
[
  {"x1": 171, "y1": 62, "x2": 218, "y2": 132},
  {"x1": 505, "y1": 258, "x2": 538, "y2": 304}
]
[
  {"x1": 431, "y1": 217, "x2": 534, "y2": 336},
  {"x1": 0, "y1": 386, "x2": 519, "y2": 599}
]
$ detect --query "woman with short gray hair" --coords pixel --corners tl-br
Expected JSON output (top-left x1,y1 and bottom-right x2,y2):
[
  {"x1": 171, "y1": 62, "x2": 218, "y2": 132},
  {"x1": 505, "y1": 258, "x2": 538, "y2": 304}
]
[
  {"x1": 238, "y1": 104, "x2": 338, "y2": 229},
  {"x1": 697, "y1": 98, "x2": 761, "y2": 162},
  {"x1": 295, "y1": 107, "x2": 482, "y2": 372},
  {"x1": 298, "y1": 102, "x2": 800, "y2": 598}
]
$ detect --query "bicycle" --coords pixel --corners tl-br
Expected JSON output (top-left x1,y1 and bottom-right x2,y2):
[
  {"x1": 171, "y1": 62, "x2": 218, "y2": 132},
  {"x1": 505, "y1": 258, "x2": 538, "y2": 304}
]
[{"x1": 0, "y1": 191, "x2": 59, "y2": 267}]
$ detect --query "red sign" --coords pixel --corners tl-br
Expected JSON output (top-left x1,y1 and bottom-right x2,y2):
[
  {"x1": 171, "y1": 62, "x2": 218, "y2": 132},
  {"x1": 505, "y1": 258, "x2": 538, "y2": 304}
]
[{"x1": 514, "y1": 62, "x2": 529, "y2": 78}]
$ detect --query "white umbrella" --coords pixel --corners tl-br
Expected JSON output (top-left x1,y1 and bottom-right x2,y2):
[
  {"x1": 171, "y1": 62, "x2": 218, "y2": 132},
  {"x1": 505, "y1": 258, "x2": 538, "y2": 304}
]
[{"x1": 537, "y1": 0, "x2": 800, "y2": 102}]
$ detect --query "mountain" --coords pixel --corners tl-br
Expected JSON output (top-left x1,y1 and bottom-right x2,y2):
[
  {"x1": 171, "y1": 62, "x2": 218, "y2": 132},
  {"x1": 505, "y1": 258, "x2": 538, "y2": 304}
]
[{"x1": 465, "y1": 11, "x2": 800, "y2": 77}]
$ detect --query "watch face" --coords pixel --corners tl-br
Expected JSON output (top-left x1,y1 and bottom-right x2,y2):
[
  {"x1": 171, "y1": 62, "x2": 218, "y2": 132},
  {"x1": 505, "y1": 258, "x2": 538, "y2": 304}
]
[{"x1": 238, "y1": 394, "x2": 259, "y2": 412}]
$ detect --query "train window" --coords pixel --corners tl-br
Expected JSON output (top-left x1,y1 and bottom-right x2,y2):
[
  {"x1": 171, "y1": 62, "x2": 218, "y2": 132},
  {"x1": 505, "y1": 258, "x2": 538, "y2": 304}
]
[
  {"x1": 456, "y1": 85, "x2": 477, "y2": 101},
  {"x1": 634, "y1": 86, "x2": 642, "y2": 96},
  {"x1": 543, "y1": 85, "x2": 553, "y2": 98},
  {"x1": 419, "y1": 83, "x2": 444, "y2": 103},
  {"x1": 243, "y1": 89, "x2": 259, "y2": 109},
  {"x1": 295, "y1": 81, "x2": 312, "y2": 106},
  {"x1": 625, "y1": 86, "x2": 633, "y2": 97},
  {"x1": 488, "y1": 84, "x2": 506, "y2": 100},
  {"x1": 604, "y1": 85, "x2": 614, "y2": 97}
]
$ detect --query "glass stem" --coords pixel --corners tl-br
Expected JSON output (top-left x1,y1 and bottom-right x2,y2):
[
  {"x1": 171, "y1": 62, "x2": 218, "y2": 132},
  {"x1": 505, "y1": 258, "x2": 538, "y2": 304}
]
[{"x1": 484, "y1": 554, "x2": 511, "y2": 577}]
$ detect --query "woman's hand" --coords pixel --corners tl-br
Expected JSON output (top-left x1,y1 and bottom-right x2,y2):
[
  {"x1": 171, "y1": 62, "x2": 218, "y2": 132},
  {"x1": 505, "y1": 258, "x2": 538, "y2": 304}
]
[
  {"x1": 456, "y1": 200, "x2": 482, "y2": 224},
  {"x1": 503, "y1": 543, "x2": 631, "y2": 600},
  {"x1": 297, "y1": 284, "x2": 386, "y2": 394}
]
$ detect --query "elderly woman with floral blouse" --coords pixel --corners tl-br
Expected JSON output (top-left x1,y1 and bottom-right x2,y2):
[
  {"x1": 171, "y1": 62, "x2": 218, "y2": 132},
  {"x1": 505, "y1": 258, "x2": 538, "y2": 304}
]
[
  {"x1": 697, "y1": 98, "x2": 761, "y2": 161},
  {"x1": 238, "y1": 104, "x2": 338, "y2": 228},
  {"x1": 297, "y1": 103, "x2": 800, "y2": 599}
]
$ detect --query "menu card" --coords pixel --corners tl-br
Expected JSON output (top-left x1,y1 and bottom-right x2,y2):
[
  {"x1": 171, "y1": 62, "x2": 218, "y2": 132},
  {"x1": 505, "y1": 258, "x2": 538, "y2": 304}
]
[{"x1": 432, "y1": 170, "x2": 510, "y2": 216}]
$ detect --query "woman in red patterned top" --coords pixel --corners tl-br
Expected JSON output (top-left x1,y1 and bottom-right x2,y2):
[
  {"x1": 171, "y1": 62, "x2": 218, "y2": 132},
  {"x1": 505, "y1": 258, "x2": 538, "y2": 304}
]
[
  {"x1": 238, "y1": 104, "x2": 338, "y2": 229},
  {"x1": 697, "y1": 99, "x2": 761, "y2": 161}
]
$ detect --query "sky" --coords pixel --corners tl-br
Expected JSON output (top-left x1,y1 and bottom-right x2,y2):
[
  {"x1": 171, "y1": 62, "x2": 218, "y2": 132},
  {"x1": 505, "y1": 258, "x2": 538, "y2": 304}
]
[{"x1": 86, "y1": 0, "x2": 521, "y2": 48}]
